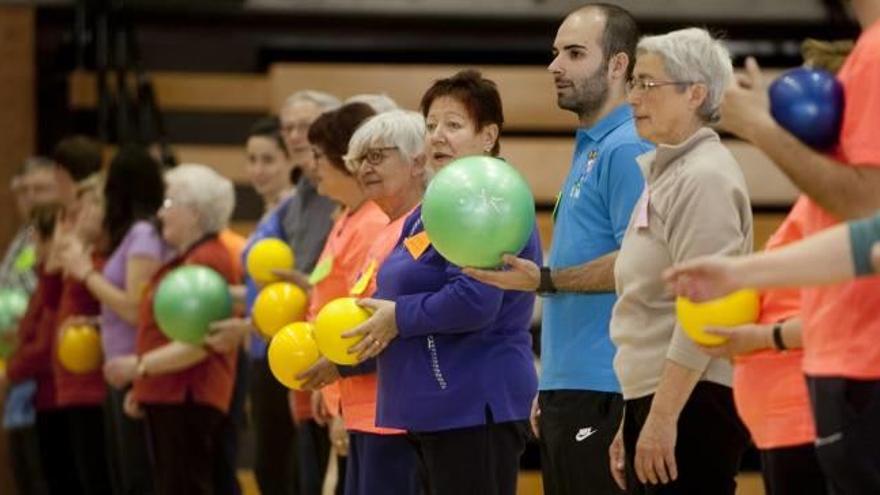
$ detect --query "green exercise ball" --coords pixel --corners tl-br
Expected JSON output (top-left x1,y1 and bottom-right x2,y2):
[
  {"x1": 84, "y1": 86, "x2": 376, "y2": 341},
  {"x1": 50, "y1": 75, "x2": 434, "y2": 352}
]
[
  {"x1": 422, "y1": 156, "x2": 535, "y2": 268},
  {"x1": 0, "y1": 288, "x2": 29, "y2": 332},
  {"x1": 153, "y1": 265, "x2": 232, "y2": 344}
]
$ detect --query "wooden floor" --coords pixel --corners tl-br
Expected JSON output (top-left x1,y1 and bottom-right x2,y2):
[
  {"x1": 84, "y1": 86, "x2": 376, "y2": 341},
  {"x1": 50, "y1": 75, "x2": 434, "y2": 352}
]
[{"x1": 237, "y1": 470, "x2": 767, "y2": 495}]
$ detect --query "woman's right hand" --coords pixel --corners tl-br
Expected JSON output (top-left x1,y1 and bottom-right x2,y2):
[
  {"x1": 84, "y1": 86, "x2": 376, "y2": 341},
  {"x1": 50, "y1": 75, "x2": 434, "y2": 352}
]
[
  {"x1": 329, "y1": 415, "x2": 349, "y2": 457},
  {"x1": 311, "y1": 390, "x2": 331, "y2": 426},
  {"x1": 204, "y1": 318, "x2": 251, "y2": 354},
  {"x1": 270, "y1": 268, "x2": 311, "y2": 292},
  {"x1": 529, "y1": 395, "x2": 541, "y2": 438},
  {"x1": 609, "y1": 424, "x2": 627, "y2": 490}
]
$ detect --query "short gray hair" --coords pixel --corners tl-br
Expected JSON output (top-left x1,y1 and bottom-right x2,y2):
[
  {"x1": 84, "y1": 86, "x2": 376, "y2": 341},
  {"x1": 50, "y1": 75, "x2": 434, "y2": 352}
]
[
  {"x1": 637, "y1": 28, "x2": 733, "y2": 122},
  {"x1": 345, "y1": 110, "x2": 426, "y2": 173},
  {"x1": 165, "y1": 164, "x2": 235, "y2": 234},
  {"x1": 344, "y1": 93, "x2": 399, "y2": 114},
  {"x1": 283, "y1": 90, "x2": 341, "y2": 112}
]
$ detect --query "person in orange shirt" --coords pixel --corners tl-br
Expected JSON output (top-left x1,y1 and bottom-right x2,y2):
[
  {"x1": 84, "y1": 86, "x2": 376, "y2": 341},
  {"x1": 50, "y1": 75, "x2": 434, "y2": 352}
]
[
  {"x1": 669, "y1": 2, "x2": 880, "y2": 491},
  {"x1": 299, "y1": 109, "x2": 428, "y2": 494},
  {"x1": 671, "y1": 200, "x2": 827, "y2": 495}
]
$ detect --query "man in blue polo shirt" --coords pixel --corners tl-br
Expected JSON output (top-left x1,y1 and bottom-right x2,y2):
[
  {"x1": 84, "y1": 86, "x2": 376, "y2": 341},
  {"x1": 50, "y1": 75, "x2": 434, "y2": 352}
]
[{"x1": 466, "y1": 4, "x2": 649, "y2": 493}]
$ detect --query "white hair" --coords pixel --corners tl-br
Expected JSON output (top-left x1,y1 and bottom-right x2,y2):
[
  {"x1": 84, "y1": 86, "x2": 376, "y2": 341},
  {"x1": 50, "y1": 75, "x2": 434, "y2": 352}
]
[
  {"x1": 165, "y1": 163, "x2": 235, "y2": 234},
  {"x1": 637, "y1": 28, "x2": 733, "y2": 122},
  {"x1": 344, "y1": 110, "x2": 426, "y2": 174},
  {"x1": 344, "y1": 93, "x2": 399, "y2": 114},
  {"x1": 282, "y1": 90, "x2": 341, "y2": 112}
]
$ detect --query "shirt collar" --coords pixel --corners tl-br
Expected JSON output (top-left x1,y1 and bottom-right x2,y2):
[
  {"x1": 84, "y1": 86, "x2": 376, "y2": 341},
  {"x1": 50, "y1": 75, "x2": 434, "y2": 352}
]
[
  {"x1": 636, "y1": 127, "x2": 720, "y2": 181},
  {"x1": 576, "y1": 104, "x2": 635, "y2": 143}
]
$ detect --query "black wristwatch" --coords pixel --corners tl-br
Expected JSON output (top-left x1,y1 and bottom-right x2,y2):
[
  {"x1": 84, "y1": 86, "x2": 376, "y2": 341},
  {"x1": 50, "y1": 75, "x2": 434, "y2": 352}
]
[
  {"x1": 537, "y1": 266, "x2": 557, "y2": 294},
  {"x1": 772, "y1": 322, "x2": 787, "y2": 351}
]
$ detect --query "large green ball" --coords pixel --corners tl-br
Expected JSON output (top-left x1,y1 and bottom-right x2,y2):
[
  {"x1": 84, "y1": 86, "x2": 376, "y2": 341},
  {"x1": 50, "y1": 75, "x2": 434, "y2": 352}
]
[
  {"x1": 153, "y1": 265, "x2": 232, "y2": 344},
  {"x1": 0, "y1": 288, "x2": 29, "y2": 333},
  {"x1": 422, "y1": 156, "x2": 536, "y2": 268}
]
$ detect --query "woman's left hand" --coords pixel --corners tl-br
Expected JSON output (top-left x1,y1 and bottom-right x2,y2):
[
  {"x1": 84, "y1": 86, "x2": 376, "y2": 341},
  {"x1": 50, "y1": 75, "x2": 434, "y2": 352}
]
[
  {"x1": 697, "y1": 324, "x2": 772, "y2": 358},
  {"x1": 57, "y1": 236, "x2": 92, "y2": 280},
  {"x1": 104, "y1": 354, "x2": 139, "y2": 389},
  {"x1": 342, "y1": 298, "x2": 398, "y2": 362},
  {"x1": 634, "y1": 409, "x2": 678, "y2": 485},
  {"x1": 123, "y1": 389, "x2": 144, "y2": 419}
]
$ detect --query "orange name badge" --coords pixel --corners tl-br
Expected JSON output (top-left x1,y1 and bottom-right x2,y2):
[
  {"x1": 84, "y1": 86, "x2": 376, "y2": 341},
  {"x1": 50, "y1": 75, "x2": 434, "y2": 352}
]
[
  {"x1": 404, "y1": 231, "x2": 431, "y2": 260},
  {"x1": 349, "y1": 259, "x2": 378, "y2": 296}
]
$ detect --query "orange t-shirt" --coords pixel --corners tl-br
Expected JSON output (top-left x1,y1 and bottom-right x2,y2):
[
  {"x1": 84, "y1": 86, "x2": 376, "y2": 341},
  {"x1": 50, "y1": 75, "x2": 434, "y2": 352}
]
[
  {"x1": 733, "y1": 200, "x2": 815, "y2": 449},
  {"x1": 326, "y1": 206, "x2": 417, "y2": 435},
  {"x1": 219, "y1": 228, "x2": 247, "y2": 282},
  {"x1": 800, "y1": 19, "x2": 880, "y2": 378},
  {"x1": 286, "y1": 202, "x2": 388, "y2": 422}
]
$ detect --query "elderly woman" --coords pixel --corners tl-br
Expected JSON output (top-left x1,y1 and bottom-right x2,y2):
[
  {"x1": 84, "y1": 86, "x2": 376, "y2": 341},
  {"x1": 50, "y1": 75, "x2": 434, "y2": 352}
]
[
  {"x1": 295, "y1": 106, "x2": 427, "y2": 495},
  {"x1": 105, "y1": 164, "x2": 238, "y2": 495},
  {"x1": 607, "y1": 28, "x2": 752, "y2": 493},
  {"x1": 345, "y1": 70, "x2": 542, "y2": 495}
]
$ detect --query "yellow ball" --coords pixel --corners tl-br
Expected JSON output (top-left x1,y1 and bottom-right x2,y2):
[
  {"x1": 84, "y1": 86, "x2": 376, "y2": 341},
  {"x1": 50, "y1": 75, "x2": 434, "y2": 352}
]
[
  {"x1": 314, "y1": 297, "x2": 372, "y2": 365},
  {"x1": 252, "y1": 282, "x2": 308, "y2": 338},
  {"x1": 676, "y1": 289, "x2": 760, "y2": 346},
  {"x1": 268, "y1": 322, "x2": 320, "y2": 390},
  {"x1": 58, "y1": 325, "x2": 103, "y2": 374},
  {"x1": 247, "y1": 239, "x2": 295, "y2": 284}
]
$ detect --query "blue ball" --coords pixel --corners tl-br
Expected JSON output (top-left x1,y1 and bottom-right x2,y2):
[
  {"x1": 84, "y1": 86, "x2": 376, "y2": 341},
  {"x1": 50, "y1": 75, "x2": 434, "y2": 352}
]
[{"x1": 769, "y1": 68, "x2": 843, "y2": 150}]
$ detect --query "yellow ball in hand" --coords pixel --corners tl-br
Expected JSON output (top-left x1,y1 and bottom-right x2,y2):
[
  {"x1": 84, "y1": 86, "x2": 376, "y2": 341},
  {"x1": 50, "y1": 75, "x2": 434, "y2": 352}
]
[
  {"x1": 314, "y1": 297, "x2": 372, "y2": 365},
  {"x1": 268, "y1": 322, "x2": 320, "y2": 390},
  {"x1": 676, "y1": 289, "x2": 760, "y2": 346},
  {"x1": 252, "y1": 282, "x2": 308, "y2": 338},
  {"x1": 247, "y1": 239, "x2": 294, "y2": 284},
  {"x1": 58, "y1": 325, "x2": 103, "y2": 374}
]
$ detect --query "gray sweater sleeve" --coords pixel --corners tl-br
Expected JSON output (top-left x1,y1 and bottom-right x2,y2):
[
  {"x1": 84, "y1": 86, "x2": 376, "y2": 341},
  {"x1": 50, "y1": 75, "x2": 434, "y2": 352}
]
[{"x1": 849, "y1": 212, "x2": 880, "y2": 276}]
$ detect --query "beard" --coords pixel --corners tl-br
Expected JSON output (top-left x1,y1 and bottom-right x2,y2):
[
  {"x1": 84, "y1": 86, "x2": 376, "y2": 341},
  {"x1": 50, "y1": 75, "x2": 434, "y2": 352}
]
[{"x1": 556, "y1": 65, "x2": 610, "y2": 120}]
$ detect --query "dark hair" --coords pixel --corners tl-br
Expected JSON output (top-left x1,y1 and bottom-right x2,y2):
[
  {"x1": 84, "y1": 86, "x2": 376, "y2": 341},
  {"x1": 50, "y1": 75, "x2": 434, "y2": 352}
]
[
  {"x1": 589, "y1": 3, "x2": 640, "y2": 79},
  {"x1": 31, "y1": 202, "x2": 63, "y2": 241},
  {"x1": 248, "y1": 117, "x2": 288, "y2": 156},
  {"x1": 52, "y1": 135, "x2": 103, "y2": 181},
  {"x1": 248, "y1": 116, "x2": 300, "y2": 184},
  {"x1": 103, "y1": 145, "x2": 165, "y2": 251},
  {"x1": 307, "y1": 102, "x2": 376, "y2": 174},
  {"x1": 419, "y1": 69, "x2": 504, "y2": 156}
]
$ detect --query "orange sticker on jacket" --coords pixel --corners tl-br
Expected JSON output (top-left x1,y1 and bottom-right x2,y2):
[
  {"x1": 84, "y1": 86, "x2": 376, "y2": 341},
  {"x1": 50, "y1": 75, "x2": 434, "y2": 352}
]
[{"x1": 404, "y1": 231, "x2": 431, "y2": 260}]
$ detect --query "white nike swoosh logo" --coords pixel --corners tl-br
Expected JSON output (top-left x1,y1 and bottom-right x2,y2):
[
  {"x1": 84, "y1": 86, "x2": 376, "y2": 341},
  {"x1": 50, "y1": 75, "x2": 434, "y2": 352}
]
[{"x1": 575, "y1": 427, "x2": 597, "y2": 442}]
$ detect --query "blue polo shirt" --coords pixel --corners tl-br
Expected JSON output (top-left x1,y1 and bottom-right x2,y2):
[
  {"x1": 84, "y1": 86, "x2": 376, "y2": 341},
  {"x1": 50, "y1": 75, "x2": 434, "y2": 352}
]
[{"x1": 540, "y1": 104, "x2": 651, "y2": 393}]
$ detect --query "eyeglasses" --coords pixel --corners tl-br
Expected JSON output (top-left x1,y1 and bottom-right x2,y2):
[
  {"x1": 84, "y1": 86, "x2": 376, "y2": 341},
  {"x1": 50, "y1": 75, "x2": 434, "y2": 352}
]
[
  {"x1": 281, "y1": 121, "x2": 312, "y2": 134},
  {"x1": 357, "y1": 147, "x2": 398, "y2": 166},
  {"x1": 626, "y1": 78, "x2": 697, "y2": 92}
]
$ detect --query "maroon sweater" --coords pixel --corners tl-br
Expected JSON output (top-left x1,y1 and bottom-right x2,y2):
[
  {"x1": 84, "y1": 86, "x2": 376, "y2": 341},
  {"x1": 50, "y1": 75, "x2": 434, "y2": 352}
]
[{"x1": 7, "y1": 267, "x2": 64, "y2": 410}]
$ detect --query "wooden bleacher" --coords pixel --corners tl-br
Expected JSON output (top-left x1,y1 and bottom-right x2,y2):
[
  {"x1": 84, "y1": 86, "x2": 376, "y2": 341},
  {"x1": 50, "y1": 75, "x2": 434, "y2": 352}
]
[{"x1": 70, "y1": 62, "x2": 798, "y2": 251}]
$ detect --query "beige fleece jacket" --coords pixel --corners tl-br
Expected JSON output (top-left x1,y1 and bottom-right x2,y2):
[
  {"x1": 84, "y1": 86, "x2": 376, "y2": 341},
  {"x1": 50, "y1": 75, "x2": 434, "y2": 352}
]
[{"x1": 611, "y1": 127, "x2": 753, "y2": 400}]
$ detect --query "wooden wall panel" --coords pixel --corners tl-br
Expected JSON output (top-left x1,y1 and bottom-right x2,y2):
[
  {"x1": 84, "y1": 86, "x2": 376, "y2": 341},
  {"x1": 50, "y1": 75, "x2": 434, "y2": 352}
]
[
  {"x1": 168, "y1": 136, "x2": 797, "y2": 206},
  {"x1": 0, "y1": 6, "x2": 35, "y2": 492},
  {"x1": 0, "y1": 5, "x2": 35, "y2": 246}
]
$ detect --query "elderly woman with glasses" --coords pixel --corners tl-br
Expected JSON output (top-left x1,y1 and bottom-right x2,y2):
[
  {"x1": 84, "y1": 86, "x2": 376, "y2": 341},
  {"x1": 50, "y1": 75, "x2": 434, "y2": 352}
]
[
  {"x1": 105, "y1": 164, "x2": 239, "y2": 495},
  {"x1": 343, "y1": 70, "x2": 542, "y2": 495},
  {"x1": 303, "y1": 109, "x2": 429, "y2": 495},
  {"x1": 606, "y1": 28, "x2": 753, "y2": 494}
]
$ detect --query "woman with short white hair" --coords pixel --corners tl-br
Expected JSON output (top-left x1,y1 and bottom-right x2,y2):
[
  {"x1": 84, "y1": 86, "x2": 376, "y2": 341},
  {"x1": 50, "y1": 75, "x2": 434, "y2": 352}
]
[
  {"x1": 106, "y1": 163, "x2": 240, "y2": 495},
  {"x1": 302, "y1": 109, "x2": 428, "y2": 495},
  {"x1": 608, "y1": 28, "x2": 753, "y2": 494}
]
